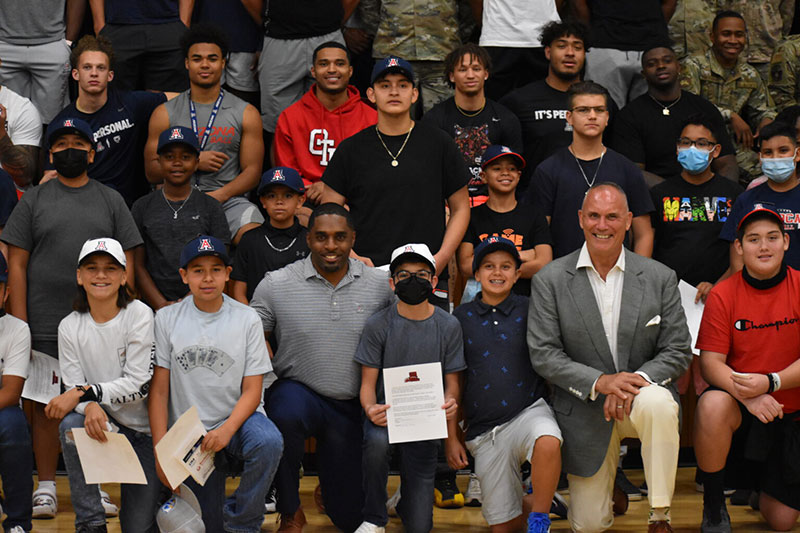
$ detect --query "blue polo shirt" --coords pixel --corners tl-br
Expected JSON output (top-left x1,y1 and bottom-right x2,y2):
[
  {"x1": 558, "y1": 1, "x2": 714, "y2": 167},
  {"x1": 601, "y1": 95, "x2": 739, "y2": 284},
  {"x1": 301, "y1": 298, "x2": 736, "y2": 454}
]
[{"x1": 453, "y1": 292, "x2": 548, "y2": 440}]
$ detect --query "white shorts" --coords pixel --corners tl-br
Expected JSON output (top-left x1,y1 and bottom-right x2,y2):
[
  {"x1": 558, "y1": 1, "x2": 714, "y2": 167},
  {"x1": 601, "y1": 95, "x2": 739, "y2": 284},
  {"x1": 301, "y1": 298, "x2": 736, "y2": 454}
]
[{"x1": 466, "y1": 398, "x2": 562, "y2": 526}]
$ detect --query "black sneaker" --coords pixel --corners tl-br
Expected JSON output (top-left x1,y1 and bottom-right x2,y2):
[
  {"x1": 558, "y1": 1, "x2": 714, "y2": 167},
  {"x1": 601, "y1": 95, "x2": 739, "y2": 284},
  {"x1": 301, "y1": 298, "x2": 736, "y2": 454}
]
[
  {"x1": 433, "y1": 477, "x2": 464, "y2": 508},
  {"x1": 550, "y1": 492, "x2": 568, "y2": 519},
  {"x1": 76, "y1": 525, "x2": 108, "y2": 533},
  {"x1": 615, "y1": 466, "x2": 642, "y2": 501},
  {"x1": 748, "y1": 490, "x2": 760, "y2": 511},
  {"x1": 729, "y1": 489, "x2": 751, "y2": 506},
  {"x1": 701, "y1": 503, "x2": 731, "y2": 533},
  {"x1": 265, "y1": 485, "x2": 277, "y2": 514}
]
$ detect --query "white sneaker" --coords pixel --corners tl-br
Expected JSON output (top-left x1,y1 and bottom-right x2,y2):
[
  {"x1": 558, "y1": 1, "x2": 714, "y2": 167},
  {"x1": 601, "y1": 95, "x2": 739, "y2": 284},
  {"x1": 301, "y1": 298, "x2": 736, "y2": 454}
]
[
  {"x1": 353, "y1": 521, "x2": 385, "y2": 533},
  {"x1": 32, "y1": 488, "x2": 57, "y2": 519},
  {"x1": 100, "y1": 489, "x2": 119, "y2": 517},
  {"x1": 465, "y1": 473, "x2": 482, "y2": 507},
  {"x1": 386, "y1": 485, "x2": 401, "y2": 517},
  {"x1": 8, "y1": 526, "x2": 25, "y2": 533}
]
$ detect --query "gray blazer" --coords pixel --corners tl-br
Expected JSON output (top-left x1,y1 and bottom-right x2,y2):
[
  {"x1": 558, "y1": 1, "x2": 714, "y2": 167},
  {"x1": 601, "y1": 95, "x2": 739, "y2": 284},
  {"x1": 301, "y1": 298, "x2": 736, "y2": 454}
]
[{"x1": 528, "y1": 248, "x2": 692, "y2": 477}]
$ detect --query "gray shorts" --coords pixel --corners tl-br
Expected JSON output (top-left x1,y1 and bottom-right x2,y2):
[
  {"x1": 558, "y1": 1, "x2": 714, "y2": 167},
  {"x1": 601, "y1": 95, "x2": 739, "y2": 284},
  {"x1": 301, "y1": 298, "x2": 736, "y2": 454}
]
[
  {"x1": 222, "y1": 195, "x2": 264, "y2": 238},
  {"x1": 0, "y1": 39, "x2": 70, "y2": 123},
  {"x1": 224, "y1": 52, "x2": 259, "y2": 92},
  {"x1": 466, "y1": 398, "x2": 562, "y2": 526}
]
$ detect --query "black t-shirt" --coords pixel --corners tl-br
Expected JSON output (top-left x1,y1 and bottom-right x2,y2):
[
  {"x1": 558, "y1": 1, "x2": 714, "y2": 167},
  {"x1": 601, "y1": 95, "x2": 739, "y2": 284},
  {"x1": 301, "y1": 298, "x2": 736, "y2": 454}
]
[
  {"x1": 463, "y1": 202, "x2": 552, "y2": 295},
  {"x1": 265, "y1": 0, "x2": 343, "y2": 39},
  {"x1": 423, "y1": 97, "x2": 523, "y2": 199},
  {"x1": 52, "y1": 89, "x2": 166, "y2": 206},
  {"x1": 323, "y1": 122, "x2": 471, "y2": 266},
  {"x1": 587, "y1": 0, "x2": 669, "y2": 51},
  {"x1": 526, "y1": 147, "x2": 654, "y2": 258},
  {"x1": 650, "y1": 175, "x2": 743, "y2": 286},
  {"x1": 105, "y1": 0, "x2": 178, "y2": 24},
  {"x1": 231, "y1": 219, "x2": 309, "y2": 300},
  {"x1": 193, "y1": 0, "x2": 262, "y2": 53},
  {"x1": 610, "y1": 90, "x2": 736, "y2": 180}
]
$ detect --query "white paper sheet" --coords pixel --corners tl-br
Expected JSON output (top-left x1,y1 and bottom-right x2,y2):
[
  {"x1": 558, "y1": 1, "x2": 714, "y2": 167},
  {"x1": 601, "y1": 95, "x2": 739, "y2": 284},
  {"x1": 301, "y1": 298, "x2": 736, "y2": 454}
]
[
  {"x1": 71, "y1": 428, "x2": 147, "y2": 484},
  {"x1": 21, "y1": 350, "x2": 61, "y2": 404},
  {"x1": 155, "y1": 406, "x2": 215, "y2": 489},
  {"x1": 678, "y1": 280, "x2": 705, "y2": 355},
  {"x1": 383, "y1": 362, "x2": 447, "y2": 444}
]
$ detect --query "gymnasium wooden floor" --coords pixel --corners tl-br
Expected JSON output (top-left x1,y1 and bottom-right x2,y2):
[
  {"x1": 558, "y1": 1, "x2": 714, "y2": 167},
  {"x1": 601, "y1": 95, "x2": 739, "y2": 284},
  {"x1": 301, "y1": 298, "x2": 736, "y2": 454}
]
[{"x1": 25, "y1": 468, "x2": 799, "y2": 532}]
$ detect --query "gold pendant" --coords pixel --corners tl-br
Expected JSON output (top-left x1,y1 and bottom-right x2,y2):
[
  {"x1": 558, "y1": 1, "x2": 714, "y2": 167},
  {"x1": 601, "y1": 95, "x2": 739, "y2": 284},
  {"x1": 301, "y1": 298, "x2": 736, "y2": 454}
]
[
  {"x1": 663, "y1": 108, "x2": 670, "y2": 116},
  {"x1": 391, "y1": 160, "x2": 398, "y2": 167}
]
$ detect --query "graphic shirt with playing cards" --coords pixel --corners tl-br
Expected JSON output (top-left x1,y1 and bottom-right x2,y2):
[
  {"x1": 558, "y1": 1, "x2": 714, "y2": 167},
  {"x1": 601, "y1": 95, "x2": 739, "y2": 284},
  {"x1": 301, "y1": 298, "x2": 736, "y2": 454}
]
[
  {"x1": 154, "y1": 294, "x2": 272, "y2": 430},
  {"x1": 58, "y1": 299, "x2": 154, "y2": 434},
  {"x1": 0, "y1": 313, "x2": 31, "y2": 386}
]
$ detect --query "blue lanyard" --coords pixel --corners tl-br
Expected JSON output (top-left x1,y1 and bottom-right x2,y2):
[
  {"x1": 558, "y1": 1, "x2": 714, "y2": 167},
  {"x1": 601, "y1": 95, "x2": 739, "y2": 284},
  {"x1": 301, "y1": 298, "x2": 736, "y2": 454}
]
[{"x1": 189, "y1": 89, "x2": 224, "y2": 150}]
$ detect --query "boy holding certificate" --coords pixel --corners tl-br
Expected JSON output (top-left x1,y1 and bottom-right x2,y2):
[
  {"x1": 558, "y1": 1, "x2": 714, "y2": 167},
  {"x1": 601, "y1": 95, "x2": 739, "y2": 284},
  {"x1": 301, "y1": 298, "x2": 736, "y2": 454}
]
[
  {"x1": 450, "y1": 237, "x2": 563, "y2": 533},
  {"x1": 354, "y1": 243, "x2": 466, "y2": 533}
]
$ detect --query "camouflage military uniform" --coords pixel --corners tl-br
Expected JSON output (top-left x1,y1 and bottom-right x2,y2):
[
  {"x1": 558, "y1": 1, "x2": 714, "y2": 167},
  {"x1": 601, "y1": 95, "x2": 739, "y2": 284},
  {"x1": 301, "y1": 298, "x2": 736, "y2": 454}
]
[
  {"x1": 680, "y1": 49, "x2": 777, "y2": 177},
  {"x1": 769, "y1": 35, "x2": 800, "y2": 110},
  {"x1": 668, "y1": 0, "x2": 718, "y2": 60},
  {"x1": 720, "y1": 0, "x2": 793, "y2": 80},
  {"x1": 360, "y1": 0, "x2": 459, "y2": 112}
]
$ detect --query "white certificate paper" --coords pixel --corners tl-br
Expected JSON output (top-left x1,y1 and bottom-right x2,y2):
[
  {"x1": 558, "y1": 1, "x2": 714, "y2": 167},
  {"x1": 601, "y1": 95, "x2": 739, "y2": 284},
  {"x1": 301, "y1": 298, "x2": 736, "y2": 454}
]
[
  {"x1": 383, "y1": 362, "x2": 447, "y2": 444},
  {"x1": 21, "y1": 350, "x2": 61, "y2": 404},
  {"x1": 155, "y1": 406, "x2": 215, "y2": 489},
  {"x1": 72, "y1": 428, "x2": 147, "y2": 484},
  {"x1": 678, "y1": 280, "x2": 705, "y2": 355}
]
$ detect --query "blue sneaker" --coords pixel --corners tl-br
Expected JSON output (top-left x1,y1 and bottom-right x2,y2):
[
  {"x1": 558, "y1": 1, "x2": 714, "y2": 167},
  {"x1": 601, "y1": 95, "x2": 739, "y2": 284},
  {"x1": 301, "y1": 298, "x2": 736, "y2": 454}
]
[{"x1": 527, "y1": 511, "x2": 551, "y2": 533}]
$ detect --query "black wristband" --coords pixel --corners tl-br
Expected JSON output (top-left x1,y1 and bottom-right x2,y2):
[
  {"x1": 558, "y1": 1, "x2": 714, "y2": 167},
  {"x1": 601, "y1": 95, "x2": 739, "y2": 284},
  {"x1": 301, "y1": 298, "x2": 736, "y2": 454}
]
[
  {"x1": 766, "y1": 373, "x2": 775, "y2": 393},
  {"x1": 77, "y1": 385, "x2": 99, "y2": 403}
]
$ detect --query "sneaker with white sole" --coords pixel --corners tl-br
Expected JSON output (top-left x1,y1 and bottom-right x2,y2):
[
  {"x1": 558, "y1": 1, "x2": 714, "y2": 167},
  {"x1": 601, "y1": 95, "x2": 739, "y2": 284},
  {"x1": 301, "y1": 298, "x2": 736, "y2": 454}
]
[
  {"x1": 32, "y1": 488, "x2": 57, "y2": 519},
  {"x1": 99, "y1": 490, "x2": 118, "y2": 518},
  {"x1": 386, "y1": 485, "x2": 401, "y2": 517},
  {"x1": 353, "y1": 521, "x2": 385, "y2": 533},
  {"x1": 264, "y1": 485, "x2": 277, "y2": 514},
  {"x1": 464, "y1": 473, "x2": 482, "y2": 507},
  {"x1": 8, "y1": 526, "x2": 26, "y2": 533}
]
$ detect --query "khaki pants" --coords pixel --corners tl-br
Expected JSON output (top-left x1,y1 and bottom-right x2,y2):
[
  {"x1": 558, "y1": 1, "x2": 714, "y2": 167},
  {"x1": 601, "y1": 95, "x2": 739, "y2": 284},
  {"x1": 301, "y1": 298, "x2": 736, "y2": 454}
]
[{"x1": 567, "y1": 385, "x2": 680, "y2": 533}]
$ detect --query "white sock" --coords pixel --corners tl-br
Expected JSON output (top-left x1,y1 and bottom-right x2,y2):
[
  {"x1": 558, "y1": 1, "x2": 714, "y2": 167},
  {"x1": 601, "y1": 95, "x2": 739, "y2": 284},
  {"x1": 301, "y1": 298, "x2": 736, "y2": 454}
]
[
  {"x1": 37, "y1": 481, "x2": 56, "y2": 495},
  {"x1": 649, "y1": 507, "x2": 670, "y2": 523}
]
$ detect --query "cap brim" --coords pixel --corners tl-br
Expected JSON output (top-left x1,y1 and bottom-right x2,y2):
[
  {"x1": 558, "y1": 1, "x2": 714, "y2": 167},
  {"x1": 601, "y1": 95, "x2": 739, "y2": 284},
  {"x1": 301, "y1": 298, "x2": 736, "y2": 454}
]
[
  {"x1": 157, "y1": 141, "x2": 200, "y2": 155},
  {"x1": 372, "y1": 67, "x2": 415, "y2": 85},
  {"x1": 737, "y1": 208, "x2": 785, "y2": 232},
  {"x1": 49, "y1": 127, "x2": 92, "y2": 146},
  {"x1": 473, "y1": 242, "x2": 521, "y2": 272},
  {"x1": 78, "y1": 250, "x2": 126, "y2": 268},
  {"x1": 389, "y1": 252, "x2": 435, "y2": 273},
  {"x1": 181, "y1": 250, "x2": 230, "y2": 269},
  {"x1": 481, "y1": 152, "x2": 526, "y2": 170}
]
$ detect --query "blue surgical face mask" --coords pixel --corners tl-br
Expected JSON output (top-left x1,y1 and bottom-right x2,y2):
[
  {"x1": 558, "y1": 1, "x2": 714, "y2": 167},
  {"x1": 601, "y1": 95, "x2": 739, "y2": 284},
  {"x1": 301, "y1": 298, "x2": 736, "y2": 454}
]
[
  {"x1": 677, "y1": 146, "x2": 712, "y2": 175},
  {"x1": 761, "y1": 150, "x2": 798, "y2": 183}
]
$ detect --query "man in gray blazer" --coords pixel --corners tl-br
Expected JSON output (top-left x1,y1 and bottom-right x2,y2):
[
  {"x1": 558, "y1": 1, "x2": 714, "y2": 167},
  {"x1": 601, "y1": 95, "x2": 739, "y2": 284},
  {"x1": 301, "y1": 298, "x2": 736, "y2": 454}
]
[{"x1": 528, "y1": 182, "x2": 692, "y2": 533}]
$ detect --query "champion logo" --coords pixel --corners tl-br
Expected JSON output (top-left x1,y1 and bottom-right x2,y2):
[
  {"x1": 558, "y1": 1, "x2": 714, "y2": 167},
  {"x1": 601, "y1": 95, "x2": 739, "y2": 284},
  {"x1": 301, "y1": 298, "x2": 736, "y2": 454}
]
[
  {"x1": 387, "y1": 58, "x2": 400, "y2": 67},
  {"x1": 169, "y1": 128, "x2": 184, "y2": 140},
  {"x1": 198, "y1": 238, "x2": 214, "y2": 251},
  {"x1": 63, "y1": 119, "x2": 73, "y2": 127},
  {"x1": 95, "y1": 241, "x2": 107, "y2": 251},
  {"x1": 272, "y1": 169, "x2": 285, "y2": 181}
]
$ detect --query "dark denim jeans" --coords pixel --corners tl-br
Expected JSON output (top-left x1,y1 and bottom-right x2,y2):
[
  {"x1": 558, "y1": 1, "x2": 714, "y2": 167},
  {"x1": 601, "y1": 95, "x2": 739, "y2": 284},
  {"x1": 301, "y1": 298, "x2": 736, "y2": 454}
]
[{"x1": 0, "y1": 406, "x2": 33, "y2": 532}]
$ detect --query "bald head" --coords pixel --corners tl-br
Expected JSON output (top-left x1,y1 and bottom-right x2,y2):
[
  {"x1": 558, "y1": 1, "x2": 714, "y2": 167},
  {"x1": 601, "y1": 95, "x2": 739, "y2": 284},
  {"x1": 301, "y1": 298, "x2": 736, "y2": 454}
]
[
  {"x1": 581, "y1": 183, "x2": 629, "y2": 212},
  {"x1": 579, "y1": 183, "x2": 632, "y2": 259}
]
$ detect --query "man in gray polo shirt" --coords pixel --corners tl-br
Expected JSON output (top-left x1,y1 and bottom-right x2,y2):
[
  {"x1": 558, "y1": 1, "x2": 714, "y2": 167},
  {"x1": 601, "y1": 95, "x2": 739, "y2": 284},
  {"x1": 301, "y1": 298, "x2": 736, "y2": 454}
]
[{"x1": 250, "y1": 203, "x2": 394, "y2": 532}]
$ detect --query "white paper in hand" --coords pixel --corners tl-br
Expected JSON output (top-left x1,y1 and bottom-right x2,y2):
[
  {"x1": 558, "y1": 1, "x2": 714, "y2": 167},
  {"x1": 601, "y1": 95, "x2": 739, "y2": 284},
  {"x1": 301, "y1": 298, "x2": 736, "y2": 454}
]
[
  {"x1": 677, "y1": 280, "x2": 705, "y2": 355},
  {"x1": 21, "y1": 350, "x2": 61, "y2": 404},
  {"x1": 383, "y1": 362, "x2": 447, "y2": 444},
  {"x1": 155, "y1": 406, "x2": 215, "y2": 489},
  {"x1": 72, "y1": 428, "x2": 146, "y2": 484}
]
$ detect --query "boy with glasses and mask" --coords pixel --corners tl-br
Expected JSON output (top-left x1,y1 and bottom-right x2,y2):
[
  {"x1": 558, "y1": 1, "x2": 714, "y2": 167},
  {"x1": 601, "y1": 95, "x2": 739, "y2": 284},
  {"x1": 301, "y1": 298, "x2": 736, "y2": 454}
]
[{"x1": 354, "y1": 243, "x2": 465, "y2": 533}]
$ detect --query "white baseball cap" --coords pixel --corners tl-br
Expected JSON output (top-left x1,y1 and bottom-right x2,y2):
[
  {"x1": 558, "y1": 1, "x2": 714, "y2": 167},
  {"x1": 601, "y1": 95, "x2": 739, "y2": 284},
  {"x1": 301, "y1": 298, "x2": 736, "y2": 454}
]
[
  {"x1": 389, "y1": 243, "x2": 436, "y2": 274},
  {"x1": 157, "y1": 484, "x2": 205, "y2": 533},
  {"x1": 78, "y1": 238, "x2": 126, "y2": 267}
]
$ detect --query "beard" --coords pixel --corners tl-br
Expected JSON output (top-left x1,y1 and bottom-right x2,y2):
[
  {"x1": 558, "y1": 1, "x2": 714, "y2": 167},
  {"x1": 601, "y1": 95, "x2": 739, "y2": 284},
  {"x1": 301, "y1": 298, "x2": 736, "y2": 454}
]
[{"x1": 551, "y1": 64, "x2": 581, "y2": 82}]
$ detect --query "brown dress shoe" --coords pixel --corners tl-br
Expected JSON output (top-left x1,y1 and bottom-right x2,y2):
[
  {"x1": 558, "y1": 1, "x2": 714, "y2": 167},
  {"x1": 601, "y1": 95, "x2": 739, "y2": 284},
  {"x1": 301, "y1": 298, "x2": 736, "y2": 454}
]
[
  {"x1": 277, "y1": 506, "x2": 306, "y2": 532},
  {"x1": 612, "y1": 482, "x2": 629, "y2": 516},
  {"x1": 648, "y1": 520, "x2": 674, "y2": 532}
]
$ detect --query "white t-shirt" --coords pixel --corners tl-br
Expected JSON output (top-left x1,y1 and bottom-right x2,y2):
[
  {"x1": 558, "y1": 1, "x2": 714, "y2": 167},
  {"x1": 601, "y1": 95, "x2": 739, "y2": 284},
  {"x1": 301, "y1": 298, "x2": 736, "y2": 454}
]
[
  {"x1": 154, "y1": 294, "x2": 272, "y2": 430},
  {"x1": 479, "y1": 0, "x2": 560, "y2": 48},
  {"x1": 0, "y1": 85, "x2": 42, "y2": 147},
  {"x1": 0, "y1": 312, "x2": 31, "y2": 387},
  {"x1": 58, "y1": 300, "x2": 154, "y2": 435}
]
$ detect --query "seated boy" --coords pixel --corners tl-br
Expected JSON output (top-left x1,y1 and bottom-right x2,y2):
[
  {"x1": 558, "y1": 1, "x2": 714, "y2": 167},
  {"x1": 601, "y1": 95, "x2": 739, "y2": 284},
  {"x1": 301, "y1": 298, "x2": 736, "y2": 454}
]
[
  {"x1": 132, "y1": 126, "x2": 230, "y2": 310},
  {"x1": 695, "y1": 207, "x2": 800, "y2": 533},
  {"x1": 457, "y1": 145, "x2": 552, "y2": 299},
  {"x1": 451, "y1": 236, "x2": 563, "y2": 533},
  {"x1": 355, "y1": 243, "x2": 466, "y2": 533},
  {"x1": 149, "y1": 235, "x2": 283, "y2": 532},
  {"x1": 0, "y1": 253, "x2": 33, "y2": 533},
  {"x1": 231, "y1": 167, "x2": 309, "y2": 304}
]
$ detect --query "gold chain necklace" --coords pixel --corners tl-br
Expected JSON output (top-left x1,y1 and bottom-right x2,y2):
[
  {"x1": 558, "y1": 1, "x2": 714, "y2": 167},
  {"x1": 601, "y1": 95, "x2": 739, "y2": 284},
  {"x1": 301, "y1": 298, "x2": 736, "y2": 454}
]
[
  {"x1": 455, "y1": 99, "x2": 486, "y2": 117},
  {"x1": 375, "y1": 124, "x2": 414, "y2": 167}
]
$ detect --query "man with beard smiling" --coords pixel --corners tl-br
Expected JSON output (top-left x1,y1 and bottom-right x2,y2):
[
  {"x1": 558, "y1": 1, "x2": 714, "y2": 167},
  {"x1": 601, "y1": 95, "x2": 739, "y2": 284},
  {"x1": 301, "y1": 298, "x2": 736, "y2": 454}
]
[{"x1": 250, "y1": 203, "x2": 394, "y2": 532}]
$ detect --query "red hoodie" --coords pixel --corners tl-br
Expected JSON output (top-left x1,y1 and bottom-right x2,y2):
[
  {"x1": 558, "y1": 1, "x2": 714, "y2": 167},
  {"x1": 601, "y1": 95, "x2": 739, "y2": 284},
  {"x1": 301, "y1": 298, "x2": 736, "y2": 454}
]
[{"x1": 274, "y1": 85, "x2": 377, "y2": 186}]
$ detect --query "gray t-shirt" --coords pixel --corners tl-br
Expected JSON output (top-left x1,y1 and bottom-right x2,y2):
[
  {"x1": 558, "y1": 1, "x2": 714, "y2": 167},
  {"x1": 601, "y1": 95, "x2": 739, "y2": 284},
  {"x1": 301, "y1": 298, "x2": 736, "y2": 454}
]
[
  {"x1": 250, "y1": 256, "x2": 395, "y2": 400},
  {"x1": 354, "y1": 305, "x2": 466, "y2": 404},
  {"x1": 164, "y1": 91, "x2": 247, "y2": 192},
  {"x1": 131, "y1": 188, "x2": 230, "y2": 301},
  {"x1": 0, "y1": 0, "x2": 65, "y2": 44},
  {"x1": 154, "y1": 294, "x2": 272, "y2": 430},
  {"x1": 1, "y1": 179, "x2": 142, "y2": 352}
]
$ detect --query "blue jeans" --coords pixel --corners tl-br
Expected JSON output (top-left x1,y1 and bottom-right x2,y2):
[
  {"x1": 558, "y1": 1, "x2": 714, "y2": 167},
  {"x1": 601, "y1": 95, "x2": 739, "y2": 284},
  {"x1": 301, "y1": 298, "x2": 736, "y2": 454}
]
[
  {"x1": 185, "y1": 412, "x2": 283, "y2": 533},
  {"x1": 0, "y1": 406, "x2": 33, "y2": 532},
  {"x1": 59, "y1": 412, "x2": 162, "y2": 532},
  {"x1": 265, "y1": 379, "x2": 363, "y2": 532},
  {"x1": 362, "y1": 420, "x2": 438, "y2": 532}
]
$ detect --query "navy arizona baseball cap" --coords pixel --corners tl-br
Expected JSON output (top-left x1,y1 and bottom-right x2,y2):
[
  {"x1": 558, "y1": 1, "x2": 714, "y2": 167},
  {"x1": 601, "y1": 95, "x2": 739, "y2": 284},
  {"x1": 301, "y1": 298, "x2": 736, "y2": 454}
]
[
  {"x1": 46, "y1": 117, "x2": 94, "y2": 148},
  {"x1": 257, "y1": 167, "x2": 306, "y2": 195},
  {"x1": 480, "y1": 145, "x2": 526, "y2": 170},
  {"x1": 371, "y1": 56, "x2": 415, "y2": 86},
  {"x1": 472, "y1": 236, "x2": 522, "y2": 273},
  {"x1": 157, "y1": 126, "x2": 200, "y2": 155},
  {"x1": 179, "y1": 235, "x2": 230, "y2": 269}
]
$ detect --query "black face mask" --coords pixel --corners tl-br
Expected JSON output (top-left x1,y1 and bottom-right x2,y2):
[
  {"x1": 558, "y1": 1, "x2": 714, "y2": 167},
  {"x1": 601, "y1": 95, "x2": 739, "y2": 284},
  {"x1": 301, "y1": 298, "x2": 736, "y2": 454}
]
[
  {"x1": 53, "y1": 148, "x2": 89, "y2": 178},
  {"x1": 394, "y1": 276, "x2": 432, "y2": 305}
]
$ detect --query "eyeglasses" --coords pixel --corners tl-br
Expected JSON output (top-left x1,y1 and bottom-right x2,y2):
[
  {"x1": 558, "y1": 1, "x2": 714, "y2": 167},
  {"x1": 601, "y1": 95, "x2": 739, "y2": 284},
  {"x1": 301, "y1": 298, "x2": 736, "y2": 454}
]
[
  {"x1": 677, "y1": 137, "x2": 716, "y2": 149},
  {"x1": 393, "y1": 270, "x2": 433, "y2": 282},
  {"x1": 571, "y1": 106, "x2": 608, "y2": 115}
]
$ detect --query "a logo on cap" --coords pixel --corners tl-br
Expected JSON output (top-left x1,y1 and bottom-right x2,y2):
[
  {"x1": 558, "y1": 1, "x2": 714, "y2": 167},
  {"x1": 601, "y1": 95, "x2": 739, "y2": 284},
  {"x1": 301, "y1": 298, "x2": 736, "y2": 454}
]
[
  {"x1": 487, "y1": 236, "x2": 500, "y2": 244},
  {"x1": 95, "y1": 241, "x2": 107, "y2": 251},
  {"x1": 501, "y1": 146, "x2": 511, "y2": 153},
  {"x1": 198, "y1": 238, "x2": 214, "y2": 251},
  {"x1": 169, "y1": 128, "x2": 184, "y2": 140},
  {"x1": 404, "y1": 245, "x2": 414, "y2": 253},
  {"x1": 63, "y1": 119, "x2": 74, "y2": 127},
  {"x1": 272, "y1": 168, "x2": 285, "y2": 181},
  {"x1": 161, "y1": 497, "x2": 176, "y2": 513},
  {"x1": 387, "y1": 58, "x2": 399, "y2": 67}
]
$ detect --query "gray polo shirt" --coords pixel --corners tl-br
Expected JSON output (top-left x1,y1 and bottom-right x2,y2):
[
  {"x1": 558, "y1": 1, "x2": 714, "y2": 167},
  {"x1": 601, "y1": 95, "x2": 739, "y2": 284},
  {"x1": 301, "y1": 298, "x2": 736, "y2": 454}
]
[{"x1": 250, "y1": 256, "x2": 395, "y2": 400}]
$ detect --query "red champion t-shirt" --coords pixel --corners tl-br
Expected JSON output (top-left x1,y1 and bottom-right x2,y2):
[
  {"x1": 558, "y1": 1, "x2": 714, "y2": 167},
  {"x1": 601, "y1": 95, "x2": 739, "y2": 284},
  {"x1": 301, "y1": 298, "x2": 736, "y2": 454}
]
[{"x1": 697, "y1": 267, "x2": 800, "y2": 413}]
